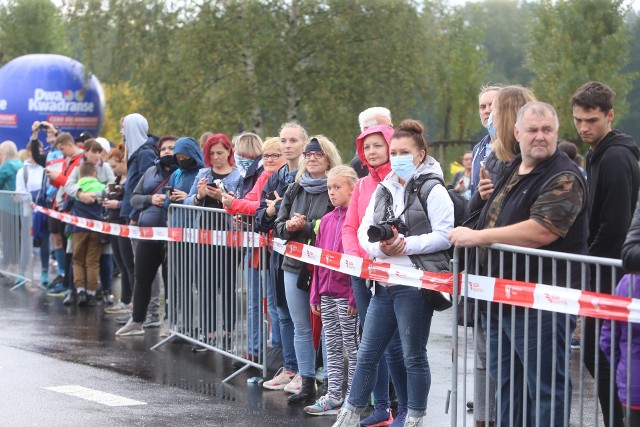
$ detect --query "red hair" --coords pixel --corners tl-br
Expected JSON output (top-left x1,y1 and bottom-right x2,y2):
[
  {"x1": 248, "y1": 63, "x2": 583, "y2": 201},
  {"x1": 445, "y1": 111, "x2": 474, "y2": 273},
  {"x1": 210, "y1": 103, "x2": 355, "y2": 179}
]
[{"x1": 203, "y1": 133, "x2": 235, "y2": 168}]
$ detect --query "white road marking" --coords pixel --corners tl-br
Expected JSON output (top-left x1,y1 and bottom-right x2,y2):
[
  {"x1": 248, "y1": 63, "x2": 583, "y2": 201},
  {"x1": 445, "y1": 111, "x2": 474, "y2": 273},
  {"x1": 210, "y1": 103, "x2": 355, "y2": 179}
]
[{"x1": 44, "y1": 385, "x2": 147, "y2": 407}]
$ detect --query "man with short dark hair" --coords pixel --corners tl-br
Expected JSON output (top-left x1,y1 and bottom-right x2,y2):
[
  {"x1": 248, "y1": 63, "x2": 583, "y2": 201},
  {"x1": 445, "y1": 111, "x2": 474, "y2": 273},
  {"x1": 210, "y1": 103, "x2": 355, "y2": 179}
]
[
  {"x1": 572, "y1": 81, "x2": 640, "y2": 427},
  {"x1": 450, "y1": 102, "x2": 588, "y2": 426}
]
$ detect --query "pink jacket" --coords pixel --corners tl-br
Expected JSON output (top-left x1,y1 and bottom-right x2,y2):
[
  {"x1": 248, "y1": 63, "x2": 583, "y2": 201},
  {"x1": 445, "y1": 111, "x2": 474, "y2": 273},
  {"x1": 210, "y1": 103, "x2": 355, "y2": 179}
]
[
  {"x1": 342, "y1": 124, "x2": 395, "y2": 258},
  {"x1": 310, "y1": 206, "x2": 355, "y2": 307},
  {"x1": 225, "y1": 170, "x2": 274, "y2": 215}
]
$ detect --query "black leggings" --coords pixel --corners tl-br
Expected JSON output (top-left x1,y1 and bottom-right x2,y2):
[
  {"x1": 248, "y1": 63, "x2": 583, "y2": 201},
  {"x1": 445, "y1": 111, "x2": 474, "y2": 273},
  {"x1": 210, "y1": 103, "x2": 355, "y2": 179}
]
[
  {"x1": 111, "y1": 235, "x2": 135, "y2": 304},
  {"x1": 132, "y1": 240, "x2": 167, "y2": 323}
]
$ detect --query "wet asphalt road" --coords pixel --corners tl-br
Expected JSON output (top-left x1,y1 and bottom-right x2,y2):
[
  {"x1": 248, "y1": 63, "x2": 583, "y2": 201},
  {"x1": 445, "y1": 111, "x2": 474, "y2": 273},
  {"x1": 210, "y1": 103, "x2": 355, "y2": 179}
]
[
  {"x1": 0, "y1": 276, "x2": 471, "y2": 427},
  {"x1": 0, "y1": 274, "x2": 603, "y2": 426}
]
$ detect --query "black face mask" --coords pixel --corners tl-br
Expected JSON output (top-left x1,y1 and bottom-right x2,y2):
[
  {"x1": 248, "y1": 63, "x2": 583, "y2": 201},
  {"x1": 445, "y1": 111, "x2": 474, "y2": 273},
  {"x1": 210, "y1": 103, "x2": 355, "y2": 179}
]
[
  {"x1": 159, "y1": 155, "x2": 174, "y2": 167},
  {"x1": 178, "y1": 157, "x2": 197, "y2": 170}
]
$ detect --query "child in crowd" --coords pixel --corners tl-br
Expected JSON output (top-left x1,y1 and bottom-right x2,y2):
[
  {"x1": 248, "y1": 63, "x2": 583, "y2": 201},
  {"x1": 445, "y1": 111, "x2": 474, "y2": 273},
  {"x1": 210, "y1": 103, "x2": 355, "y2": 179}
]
[
  {"x1": 600, "y1": 274, "x2": 640, "y2": 425},
  {"x1": 305, "y1": 165, "x2": 360, "y2": 416},
  {"x1": 69, "y1": 162, "x2": 106, "y2": 306}
]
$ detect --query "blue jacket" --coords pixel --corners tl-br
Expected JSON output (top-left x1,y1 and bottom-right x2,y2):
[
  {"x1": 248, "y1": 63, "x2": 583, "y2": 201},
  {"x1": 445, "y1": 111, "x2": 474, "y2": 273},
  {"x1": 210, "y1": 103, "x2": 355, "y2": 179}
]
[
  {"x1": 121, "y1": 138, "x2": 158, "y2": 221},
  {"x1": 184, "y1": 167, "x2": 243, "y2": 206},
  {"x1": 164, "y1": 137, "x2": 204, "y2": 225},
  {"x1": 238, "y1": 158, "x2": 264, "y2": 199},
  {"x1": 130, "y1": 160, "x2": 177, "y2": 227},
  {"x1": 254, "y1": 164, "x2": 297, "y2": 233}
]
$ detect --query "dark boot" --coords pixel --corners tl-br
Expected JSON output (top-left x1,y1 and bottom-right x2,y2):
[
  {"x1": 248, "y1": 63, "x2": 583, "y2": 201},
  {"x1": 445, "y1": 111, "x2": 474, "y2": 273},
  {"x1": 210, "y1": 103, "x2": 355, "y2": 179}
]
[
  {"x1": 287, "y1": 376, "x2": 316, "y2": 404},
  {"x1": 321, "y1": 377, "x2": 328, "y2": 396}
]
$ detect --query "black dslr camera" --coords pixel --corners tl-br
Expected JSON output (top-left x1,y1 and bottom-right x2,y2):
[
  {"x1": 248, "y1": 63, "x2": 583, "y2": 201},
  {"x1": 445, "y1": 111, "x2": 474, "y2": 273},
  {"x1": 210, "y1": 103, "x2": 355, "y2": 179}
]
[{"x1": 367, "y1": 218, "x2": 407, "y2": 243}]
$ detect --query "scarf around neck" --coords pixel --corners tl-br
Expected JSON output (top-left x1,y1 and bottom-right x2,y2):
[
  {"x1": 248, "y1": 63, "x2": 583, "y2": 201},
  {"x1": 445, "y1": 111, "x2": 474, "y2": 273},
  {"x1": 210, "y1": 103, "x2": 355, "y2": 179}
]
[{"x1": 299, "y1": 172, "x2": 327, "y2": 194}]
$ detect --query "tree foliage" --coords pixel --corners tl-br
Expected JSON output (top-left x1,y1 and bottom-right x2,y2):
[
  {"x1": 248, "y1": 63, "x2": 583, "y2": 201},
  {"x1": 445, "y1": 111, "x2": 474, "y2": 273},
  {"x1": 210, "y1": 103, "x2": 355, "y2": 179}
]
[
  {"x1": 1, "y1": 0, "x2": 638, "y2": 161},
  {"x1": 526, "y1": 0, "x2": 637, "y2": 139}
]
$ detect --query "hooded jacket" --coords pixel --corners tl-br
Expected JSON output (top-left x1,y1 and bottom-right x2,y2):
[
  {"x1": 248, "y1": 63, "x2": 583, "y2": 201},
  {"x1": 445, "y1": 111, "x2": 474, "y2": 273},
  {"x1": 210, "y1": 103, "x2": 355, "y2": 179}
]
[
  {"x1": 123, "y1": 113, "x2": 149, "y2": 160},
  {"x1": 586, "y1": 130, "x2": 640, "y2": 263},
  {"x1": 600, "y1": 274, "x2": 640, "y2": 409},
  {"x1": 310, "y1": 206, "x2": 355, "y2": 307},
  {"x1": 358, "y1": 157, "x2": 453, "y2": 271},
  {"x1": 343, "y1": 125, "x2": 395, "y2": 259},
  {"x1": 164, "y1": 137, "x2": 205, "y2": 211},
  {"x1": 130, "y1": 158, "x2": 177, "y2": 227},
  {"x1": 121, "y1": 113, "x2": 157, "y2": 221},
  {"x1": 622, "y1": 191, "x2": 640, "y2": 272}
]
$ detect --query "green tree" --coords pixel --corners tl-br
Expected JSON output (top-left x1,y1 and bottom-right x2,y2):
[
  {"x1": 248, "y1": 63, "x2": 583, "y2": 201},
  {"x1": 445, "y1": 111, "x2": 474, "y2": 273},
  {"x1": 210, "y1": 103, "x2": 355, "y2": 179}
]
[
  {"x1": 0, "y1": 0, "x2": 66, "y2": 65},
  {"x1": 526, "y1": 0, "x2": 637, "y2": 139},
  {"x1": 617, "y1": 11, "x2": 640, "y2": 142},
  {"x1": 427, "y1": 4, "x2": 488, "y2": 141}
]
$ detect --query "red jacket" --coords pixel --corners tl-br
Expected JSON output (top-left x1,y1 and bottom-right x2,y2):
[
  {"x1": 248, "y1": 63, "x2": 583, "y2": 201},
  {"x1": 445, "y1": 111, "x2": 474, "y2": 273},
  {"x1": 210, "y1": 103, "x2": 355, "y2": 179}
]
[{"x1": 51, "y1": 151, "x2": 83, "y2": 211}]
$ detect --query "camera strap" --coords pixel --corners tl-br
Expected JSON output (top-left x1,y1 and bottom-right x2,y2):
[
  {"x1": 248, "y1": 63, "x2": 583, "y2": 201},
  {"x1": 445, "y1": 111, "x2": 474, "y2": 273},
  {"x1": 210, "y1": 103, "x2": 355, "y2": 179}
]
[{"x1": 152, "y1": 175, "x2": 172, "y2": 195}]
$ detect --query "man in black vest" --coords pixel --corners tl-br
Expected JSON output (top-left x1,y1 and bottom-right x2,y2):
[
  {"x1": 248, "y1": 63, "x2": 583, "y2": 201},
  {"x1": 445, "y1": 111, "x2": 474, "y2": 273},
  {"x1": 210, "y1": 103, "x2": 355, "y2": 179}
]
[
  {"x1": 572, "y1": 81, "x2": 640, "y2": 427},
  {"x1": 450, "y1": 102, "x2": 588, "y2": 426}
]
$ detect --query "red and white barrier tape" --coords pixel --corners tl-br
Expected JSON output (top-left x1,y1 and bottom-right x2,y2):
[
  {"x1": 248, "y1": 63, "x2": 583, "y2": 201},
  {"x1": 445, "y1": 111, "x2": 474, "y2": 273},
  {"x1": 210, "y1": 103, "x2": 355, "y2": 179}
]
[
  {"x1": 32, "y1": 205, "x2": 266, "y2": 247},
  {"x1": 271, "y1": 238, "x2": 640, "y2": 324},
  {"x1": 33, "y1": 204, "x2": 640, "y2": 323}
]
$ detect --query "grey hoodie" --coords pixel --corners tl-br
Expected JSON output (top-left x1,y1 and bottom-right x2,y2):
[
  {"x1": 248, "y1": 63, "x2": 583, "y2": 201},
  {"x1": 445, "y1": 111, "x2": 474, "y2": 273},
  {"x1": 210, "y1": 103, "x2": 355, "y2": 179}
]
[{"x1": 123, "y1": 113, "x2": 149, "y2": 159}]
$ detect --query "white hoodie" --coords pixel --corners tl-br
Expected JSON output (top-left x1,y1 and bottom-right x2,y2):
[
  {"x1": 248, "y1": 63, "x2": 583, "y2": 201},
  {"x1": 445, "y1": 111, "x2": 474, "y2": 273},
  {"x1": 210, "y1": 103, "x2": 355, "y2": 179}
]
[
  {"x1": 358, "y1": 155, "x2": 453, "y2": 269},
  {"x1": 15, "y1": 160, "x2": 44, "y2": 194}
]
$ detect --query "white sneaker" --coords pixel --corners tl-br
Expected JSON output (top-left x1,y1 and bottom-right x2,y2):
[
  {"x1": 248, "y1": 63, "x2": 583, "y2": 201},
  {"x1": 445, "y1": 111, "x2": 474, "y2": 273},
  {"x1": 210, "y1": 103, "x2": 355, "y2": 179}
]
[
  {"x1": 404, "y1": 416, "x2": 425, "y2": 427},
  {"x1": 304, "y1": 394, "x2": 343, "y2": 416},
  {"x1": 283, "y1": 372, "x2": 302, "y2": 394},
  {"x1": 115, "y1": 319, "x2": 144, "y2": 336},
  {"x1": 263, "y1": 367, "x2": 295, "y2": 391},
  {"x1": 104, "y1": 301, "x2": 129, "y2": 315},
  {"x1": 331, "y1": 407, "x2": 360, "y2": 427}
]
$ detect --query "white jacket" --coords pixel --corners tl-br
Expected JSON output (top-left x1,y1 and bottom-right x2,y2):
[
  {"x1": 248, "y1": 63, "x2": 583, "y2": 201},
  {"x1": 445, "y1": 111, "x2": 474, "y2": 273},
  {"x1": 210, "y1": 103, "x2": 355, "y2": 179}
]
[
  {"x1": 358, "y1": 155, "x2": 453, "y2": 269},
  {"x1": 15, "y1": 160, "x2": 44, "y2": 194}
]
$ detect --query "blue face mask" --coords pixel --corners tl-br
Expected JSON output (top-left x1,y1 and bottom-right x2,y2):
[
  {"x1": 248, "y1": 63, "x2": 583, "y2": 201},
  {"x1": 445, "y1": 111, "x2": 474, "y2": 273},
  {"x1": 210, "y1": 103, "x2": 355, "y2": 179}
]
[
  {"x1": 390, "y1": 154, "x2": 417, "y2": 181},
  {"x1": 487, "y1": 113, "x2": 497, "y2": 139}
]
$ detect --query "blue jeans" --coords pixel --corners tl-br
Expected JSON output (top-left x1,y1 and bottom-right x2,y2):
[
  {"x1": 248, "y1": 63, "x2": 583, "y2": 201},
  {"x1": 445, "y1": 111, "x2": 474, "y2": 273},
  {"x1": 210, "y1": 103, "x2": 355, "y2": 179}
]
[
  {"x1": 244, "y1": 254, "x2": 262, "y2": 355},
  {"x1": 283, "y1": 270, "x2": 315, "y2": 377},
  {"x1": 276, "y1": 300, "x2": 298, "y2": 373},
  {"x1": 487, "y1": 309, "x2": 575, "y2": 427},
  {"x1": 265, "y1": 260, "x2": 282, "y2": 347},
  {"x1": 346, "y1": 283, "x2": 433, "y2": 418},
  {"x1": 351, "y1": 276, "x2": 407, "y2": 411}
]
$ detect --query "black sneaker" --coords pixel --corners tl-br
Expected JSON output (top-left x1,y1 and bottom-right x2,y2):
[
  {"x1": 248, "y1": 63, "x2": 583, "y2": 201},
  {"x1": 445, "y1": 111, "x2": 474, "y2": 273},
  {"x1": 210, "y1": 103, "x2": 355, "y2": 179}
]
[
  {"x1": 86, "y1": 294, "x2": 97, "y2": 307},
  {"x1": 62, "y1": 290, "x2": 76, "y2": 306},
  {"x1": 77, "y1": 290, "x2": 87, "y2": 306}
]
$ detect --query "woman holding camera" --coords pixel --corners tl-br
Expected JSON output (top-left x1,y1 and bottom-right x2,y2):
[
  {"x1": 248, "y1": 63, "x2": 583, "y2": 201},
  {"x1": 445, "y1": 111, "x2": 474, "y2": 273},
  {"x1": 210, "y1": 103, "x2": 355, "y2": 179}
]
[
  {"x1": 273, "y1": 136, "x2": 342, "y2": 404},
  {"x1": 333, "y1": 120, "x2": 453, "y2": 427},
  {"x1": 116, "y1": 136, "x2": 178, "y2": 336},
  {"x1": 185, "y1": 134, "x2": 242, "y2": 349}
]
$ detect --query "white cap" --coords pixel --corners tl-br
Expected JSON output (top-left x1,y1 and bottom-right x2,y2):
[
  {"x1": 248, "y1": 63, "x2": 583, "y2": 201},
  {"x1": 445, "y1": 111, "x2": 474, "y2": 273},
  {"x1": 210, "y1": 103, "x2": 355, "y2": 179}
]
[{"x1": 95, "y1": 137, "x2": 111, "y2": 154}]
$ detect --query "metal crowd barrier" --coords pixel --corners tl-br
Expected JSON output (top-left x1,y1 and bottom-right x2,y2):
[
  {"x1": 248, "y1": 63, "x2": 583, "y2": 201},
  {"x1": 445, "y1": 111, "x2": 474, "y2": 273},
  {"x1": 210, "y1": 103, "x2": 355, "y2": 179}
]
[
  {"x1": 451, "y1": 244, "x2": 637, "y2": 427},
  {"x1": 0, "y1": 190, "x2": 33, "y2": 289},
  {"x1": 153, "y1": 204, "x2": 268, "y2": 383}
]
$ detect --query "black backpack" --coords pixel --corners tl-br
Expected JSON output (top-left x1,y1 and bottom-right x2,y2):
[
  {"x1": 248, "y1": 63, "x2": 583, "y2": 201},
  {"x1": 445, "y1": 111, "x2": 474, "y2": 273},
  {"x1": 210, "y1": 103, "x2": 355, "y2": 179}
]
[{"x1": 413, "y1": 175, "x2": 468, "y2": 228}]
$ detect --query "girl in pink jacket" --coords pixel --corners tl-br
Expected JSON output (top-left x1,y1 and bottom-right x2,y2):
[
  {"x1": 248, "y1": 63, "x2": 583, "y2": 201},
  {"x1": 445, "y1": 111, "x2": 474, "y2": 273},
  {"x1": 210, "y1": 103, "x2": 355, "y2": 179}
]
[
  {"x1": 341, "y1": 124, "x2": 408, "y2": 426},
  {"x1": 305, "y1": 165, "x2": 359, "y2": 416}
]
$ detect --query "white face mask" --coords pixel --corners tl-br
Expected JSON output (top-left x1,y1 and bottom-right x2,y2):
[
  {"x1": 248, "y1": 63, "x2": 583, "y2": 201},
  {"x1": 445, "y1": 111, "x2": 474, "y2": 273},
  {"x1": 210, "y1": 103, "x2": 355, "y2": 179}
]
[{"x1": 389, "y1": 154, "x2": 417, "y2": 181}]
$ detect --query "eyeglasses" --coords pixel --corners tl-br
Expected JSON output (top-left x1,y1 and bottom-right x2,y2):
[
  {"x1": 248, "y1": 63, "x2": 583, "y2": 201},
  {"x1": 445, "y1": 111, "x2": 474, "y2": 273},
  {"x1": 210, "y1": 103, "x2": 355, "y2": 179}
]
[
  {"x1": 303, "y1": 151, "x2": 325, "y2": 160},
  {"x1": 262, "y1": 153, "x2": 282, "y2": 160}
]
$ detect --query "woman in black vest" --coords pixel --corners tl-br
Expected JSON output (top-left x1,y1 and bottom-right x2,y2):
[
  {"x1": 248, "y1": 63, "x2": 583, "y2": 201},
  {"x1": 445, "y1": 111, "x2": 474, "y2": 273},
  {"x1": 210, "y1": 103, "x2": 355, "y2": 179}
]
[{"x1": 333, "y1": 120, "x2": 454, "y2": 427}]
